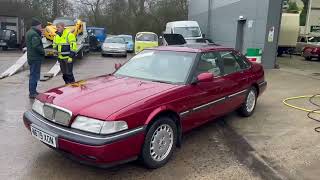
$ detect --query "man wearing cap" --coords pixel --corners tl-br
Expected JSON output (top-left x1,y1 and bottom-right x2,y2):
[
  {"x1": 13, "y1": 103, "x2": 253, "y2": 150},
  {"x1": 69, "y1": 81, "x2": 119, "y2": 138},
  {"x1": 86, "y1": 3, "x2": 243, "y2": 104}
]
[{"x1": 26, "y1": 18, "x2": 45, "y2": 99}]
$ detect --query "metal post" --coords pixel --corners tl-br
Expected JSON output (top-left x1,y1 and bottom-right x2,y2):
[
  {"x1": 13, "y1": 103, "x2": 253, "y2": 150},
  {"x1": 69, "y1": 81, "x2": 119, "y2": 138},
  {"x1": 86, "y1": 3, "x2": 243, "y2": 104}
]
[
  {"x1": 207, "y1": 0, "x2": 212, "y2": 37},
  {"x1": 305, "y1": 0, "x2": 313, "y2": 34}
]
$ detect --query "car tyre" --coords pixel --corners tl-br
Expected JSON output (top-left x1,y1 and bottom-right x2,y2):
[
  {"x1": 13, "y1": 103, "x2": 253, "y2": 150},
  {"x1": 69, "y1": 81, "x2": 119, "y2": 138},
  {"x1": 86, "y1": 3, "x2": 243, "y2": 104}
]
[
  {"x1": 237, "y1": 87, "x2": 257, "y2": 117},
  {"x1": 141, "y1": 116, "x2": 177, "y2": 169},
  {"x1": 2, "y1": 46, "x2": 8, "y2": 51},
  {"x1": 305, "y1": 56, "x2": 312, "y2": 61}
]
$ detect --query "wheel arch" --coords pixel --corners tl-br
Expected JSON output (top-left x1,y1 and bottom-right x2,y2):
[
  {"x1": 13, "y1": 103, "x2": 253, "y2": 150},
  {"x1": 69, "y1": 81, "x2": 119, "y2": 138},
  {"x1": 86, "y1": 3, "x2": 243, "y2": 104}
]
[
  {"x1": 144, "y1": 107, "x2": 182, "y2": 147},
  {"x1": 252, "y1": 83, "x2": 259, "y2": 96}
]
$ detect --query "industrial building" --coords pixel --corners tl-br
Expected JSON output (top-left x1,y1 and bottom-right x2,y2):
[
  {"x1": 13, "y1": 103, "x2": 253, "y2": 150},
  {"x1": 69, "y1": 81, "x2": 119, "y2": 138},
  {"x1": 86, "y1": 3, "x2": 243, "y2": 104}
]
[{"x1": 188, "y1": 0, "x2": 283, "y2": 69}]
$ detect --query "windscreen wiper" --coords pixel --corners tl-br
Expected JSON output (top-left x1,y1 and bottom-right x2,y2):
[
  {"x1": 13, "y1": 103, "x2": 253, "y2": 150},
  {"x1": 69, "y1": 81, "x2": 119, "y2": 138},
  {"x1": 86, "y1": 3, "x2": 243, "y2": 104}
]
[{"x1": 151, "y1": 80, "x2": 172, "y2": 84}]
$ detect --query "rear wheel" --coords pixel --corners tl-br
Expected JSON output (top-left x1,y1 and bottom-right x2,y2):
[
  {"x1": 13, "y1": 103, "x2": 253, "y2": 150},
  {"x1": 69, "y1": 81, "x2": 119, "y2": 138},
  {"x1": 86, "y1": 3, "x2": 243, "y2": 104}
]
[
  {"x1": 141, "y1": 116, "x2": 177, "y2": 169},
  {"x1": 237, "y1": 87, "x2": 257, "y2": 117},
  {"x1": 2, "y1": 46, "x2": 8, "y2": 51},
  {"x1": 305, "y1": 56, "x2": 312, "y2": 61}
]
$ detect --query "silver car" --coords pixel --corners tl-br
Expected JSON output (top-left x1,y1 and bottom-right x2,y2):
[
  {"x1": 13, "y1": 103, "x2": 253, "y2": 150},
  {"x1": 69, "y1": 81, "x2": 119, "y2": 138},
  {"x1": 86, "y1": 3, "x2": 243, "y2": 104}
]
[
  {"x1": 296, "y1": 35, "x2": 320, "y2": 54},
  {"x1": 102, "y1": 37, "x2": 127, "y2": 57}
]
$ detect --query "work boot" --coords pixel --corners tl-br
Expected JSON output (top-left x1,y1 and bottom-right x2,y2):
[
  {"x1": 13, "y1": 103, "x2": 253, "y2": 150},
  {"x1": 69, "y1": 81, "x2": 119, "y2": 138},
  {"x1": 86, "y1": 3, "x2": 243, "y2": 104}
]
[{"x1": 29, "y1": 92, "x2": 39, "y2": 99}]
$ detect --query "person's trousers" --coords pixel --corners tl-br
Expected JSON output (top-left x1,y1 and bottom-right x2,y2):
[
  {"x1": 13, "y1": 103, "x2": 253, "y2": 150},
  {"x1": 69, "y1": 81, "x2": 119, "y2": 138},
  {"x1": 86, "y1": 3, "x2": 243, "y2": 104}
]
[
  {"x1": 59, "y1": 59, "x2": 75, "y2": 84},
  {"x1": 29, "y1": 61, "x2": 41, "y2": 96}
]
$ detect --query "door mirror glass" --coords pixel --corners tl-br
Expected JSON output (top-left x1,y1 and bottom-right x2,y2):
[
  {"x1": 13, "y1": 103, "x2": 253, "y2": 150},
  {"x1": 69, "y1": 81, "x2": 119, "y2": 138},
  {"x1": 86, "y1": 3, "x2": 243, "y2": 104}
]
[
  {"x1": 114, "y1": 63, "x2": 122, "y2": 70},
  {"x1": 197, "y1": 72, "x2": 214, "y2": 83}
]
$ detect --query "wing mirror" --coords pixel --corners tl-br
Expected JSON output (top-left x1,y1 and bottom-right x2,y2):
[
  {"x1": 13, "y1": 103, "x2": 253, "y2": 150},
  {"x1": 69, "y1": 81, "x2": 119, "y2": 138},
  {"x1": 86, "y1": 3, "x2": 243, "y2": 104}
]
[
  {"x1": 195, "y1": 72, "x2": 214, "y2": 83},
  {"x1": 114, "y1": 63, "x2": 122, "y2": 70}
]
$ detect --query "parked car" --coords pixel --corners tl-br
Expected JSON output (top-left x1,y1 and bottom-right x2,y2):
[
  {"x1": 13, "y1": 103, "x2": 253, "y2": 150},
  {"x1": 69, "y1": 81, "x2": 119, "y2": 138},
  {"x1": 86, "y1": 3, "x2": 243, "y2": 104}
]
[
  {"x1": 135, "y1": 32, "x2": 158, "y2": 54},
  {"x1": 101, "y1": 36, "x2": 127, "y2": 57},
  {"x1": 0, "y1": 29, "x2": 19, "y2": 50},
  {"x1": 23, "y1": 44, "x2": 266, "y2": 169},
  {"x1": 164, "y1": 21, "x2": 203, "y2": 44},
  {"x1": 88, "y1": 27, "x2": 107, "y2": 51},
  {"x1": 296, "y1": 35, "x2": 320, "y2": 54},
  {"x1": 117, "y1": 35, "x2": 134, "y2": 53},
  {"x1": 302, "y1": 46, "x2": 320, "y2": 60}
]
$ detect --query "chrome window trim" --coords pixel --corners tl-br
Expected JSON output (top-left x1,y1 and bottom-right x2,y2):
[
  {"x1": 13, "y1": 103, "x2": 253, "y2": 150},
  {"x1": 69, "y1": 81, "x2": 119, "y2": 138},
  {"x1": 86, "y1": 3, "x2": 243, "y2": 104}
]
[
  {"x1": 228, "y1": 89, "x2": 247, "y2": 98},
  {"x1": 193, "y1": 97, "x2": 226, "y2": 111}
]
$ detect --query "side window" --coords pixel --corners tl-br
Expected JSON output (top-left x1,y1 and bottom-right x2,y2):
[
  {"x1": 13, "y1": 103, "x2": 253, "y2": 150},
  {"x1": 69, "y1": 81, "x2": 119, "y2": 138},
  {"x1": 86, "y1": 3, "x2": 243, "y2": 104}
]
[
  {"x1": 196, "y1": 52, "x2": 223, "y2": 76},
  {"x1": 219, "y1": 51, "x2": 242, "y2": 75},
  {"x1": 233, "y1": 52, "x2": 251, "y2": 69}
]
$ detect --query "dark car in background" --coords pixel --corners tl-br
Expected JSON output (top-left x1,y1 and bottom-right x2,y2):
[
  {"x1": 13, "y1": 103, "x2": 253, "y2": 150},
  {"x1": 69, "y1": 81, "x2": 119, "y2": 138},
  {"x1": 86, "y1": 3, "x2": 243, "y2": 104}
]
[
  {"x1": 0, "y1": 29, "x2": 19, "y2": 50},
  {"x1": 88, "y1": 27, "x2": 106, "y2": 51}
]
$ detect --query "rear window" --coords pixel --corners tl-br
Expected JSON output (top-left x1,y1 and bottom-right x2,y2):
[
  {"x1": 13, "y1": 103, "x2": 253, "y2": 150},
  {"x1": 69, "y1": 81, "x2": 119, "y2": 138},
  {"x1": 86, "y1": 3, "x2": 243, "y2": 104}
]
[{"x1": 105, "y1": 37, "x2": 125, "y2": 44}]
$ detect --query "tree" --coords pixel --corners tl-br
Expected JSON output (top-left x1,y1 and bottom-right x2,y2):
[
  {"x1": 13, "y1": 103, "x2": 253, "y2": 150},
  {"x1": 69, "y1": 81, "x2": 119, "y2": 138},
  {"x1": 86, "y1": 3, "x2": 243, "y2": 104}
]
[
  {"x1": 286, "y1": 2, "x2": 299, "y2": 13},
  {"x1": 77, "y1": 0, "x2": 107, "y2": 26}
]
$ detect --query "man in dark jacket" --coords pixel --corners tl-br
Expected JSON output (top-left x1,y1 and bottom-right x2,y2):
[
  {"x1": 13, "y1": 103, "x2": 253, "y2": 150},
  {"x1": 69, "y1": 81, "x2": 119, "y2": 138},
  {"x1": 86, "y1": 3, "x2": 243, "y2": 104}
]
[{"x1": 26, "y1": 18, "x2": 45, "y2": 99}]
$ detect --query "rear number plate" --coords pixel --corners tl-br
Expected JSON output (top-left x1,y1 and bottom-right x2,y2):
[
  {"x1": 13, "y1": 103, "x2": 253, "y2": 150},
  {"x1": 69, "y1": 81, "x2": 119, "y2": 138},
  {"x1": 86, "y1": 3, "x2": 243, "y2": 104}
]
[{"x1": 31, "y1": 125, "x2": 57, "y2": 148}]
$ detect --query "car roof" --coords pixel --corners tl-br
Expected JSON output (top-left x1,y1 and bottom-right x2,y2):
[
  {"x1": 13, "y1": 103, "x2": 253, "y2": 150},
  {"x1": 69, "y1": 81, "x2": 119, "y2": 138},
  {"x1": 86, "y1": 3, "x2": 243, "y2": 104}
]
[
  {"x1": 149, "y1": 44, "x2": 235, "y2": 53},
  {"x1": 118, "y1": 34, "x2": 132, "y2": 37},
  {"x1": 167, "y1": 21, "x2": 199, "y2": 27},
  {"x1": 88, "y1": 27, "x2": 105, "y2": 30}
]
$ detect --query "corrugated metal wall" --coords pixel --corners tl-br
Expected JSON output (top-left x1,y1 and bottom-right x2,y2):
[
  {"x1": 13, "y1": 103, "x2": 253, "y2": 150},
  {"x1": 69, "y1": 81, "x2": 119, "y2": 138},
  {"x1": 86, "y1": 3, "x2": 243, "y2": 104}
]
[{"x1": 189, "y1": 0, "x2": 283, "y2": 69}]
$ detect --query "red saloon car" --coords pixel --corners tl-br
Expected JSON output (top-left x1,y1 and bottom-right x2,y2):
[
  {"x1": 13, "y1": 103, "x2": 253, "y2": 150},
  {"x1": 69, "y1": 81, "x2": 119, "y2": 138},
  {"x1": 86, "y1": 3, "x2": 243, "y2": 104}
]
[
  {"x1": 23, "y1": 44, "x2": 267, "y2": 169},
  {"x1": 302, "y1": 46, "x2": 320, "y2": 60}
]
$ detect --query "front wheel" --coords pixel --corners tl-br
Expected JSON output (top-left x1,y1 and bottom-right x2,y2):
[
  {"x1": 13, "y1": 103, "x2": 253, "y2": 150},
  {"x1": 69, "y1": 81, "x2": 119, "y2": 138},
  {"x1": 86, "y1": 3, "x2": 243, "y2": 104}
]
[
  {"x1": 237, "y1": 87, "x2": 257, "y2": 117},
  {"x1": 141, "y1": 117, "x2": 177, "y2": 169}
]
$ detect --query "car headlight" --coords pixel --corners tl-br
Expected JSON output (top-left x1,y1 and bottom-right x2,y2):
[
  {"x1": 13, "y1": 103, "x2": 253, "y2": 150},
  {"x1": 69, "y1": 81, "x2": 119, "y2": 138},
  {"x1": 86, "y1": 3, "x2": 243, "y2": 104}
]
[
  {"x1": 32, "y1": 99, "x2": 44, "y2": 116},
  {"x1": 102, "y1": 45, "x2": 109, "y2": 49},
  {"x1": 71, "y1": 116, "x2": 128, "y2": 135}
]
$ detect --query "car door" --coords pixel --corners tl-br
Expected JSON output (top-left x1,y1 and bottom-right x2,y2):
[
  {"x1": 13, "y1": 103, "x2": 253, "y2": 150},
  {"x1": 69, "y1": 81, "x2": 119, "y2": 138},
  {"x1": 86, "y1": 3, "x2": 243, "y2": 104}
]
[
  {"x1": 181, "y1": 51, "x2": 230, "y2": 130},
  {"x1": 218, "y1": 50, "x2": 250, "y2": 111}
]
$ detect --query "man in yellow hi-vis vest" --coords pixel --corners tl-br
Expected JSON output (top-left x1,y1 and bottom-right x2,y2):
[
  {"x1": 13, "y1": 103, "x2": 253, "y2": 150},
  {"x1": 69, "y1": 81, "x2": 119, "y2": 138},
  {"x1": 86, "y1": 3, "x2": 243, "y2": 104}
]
[{"x1": 53, "y1": 22, "x2": 77, "y2": 84}]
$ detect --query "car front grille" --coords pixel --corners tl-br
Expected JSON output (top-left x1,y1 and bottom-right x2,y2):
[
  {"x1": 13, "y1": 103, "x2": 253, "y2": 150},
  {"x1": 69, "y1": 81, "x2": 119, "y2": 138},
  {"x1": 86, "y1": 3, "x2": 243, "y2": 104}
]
[{"x1": 43, "y1": 104, "x2": 72, "y2": 126}]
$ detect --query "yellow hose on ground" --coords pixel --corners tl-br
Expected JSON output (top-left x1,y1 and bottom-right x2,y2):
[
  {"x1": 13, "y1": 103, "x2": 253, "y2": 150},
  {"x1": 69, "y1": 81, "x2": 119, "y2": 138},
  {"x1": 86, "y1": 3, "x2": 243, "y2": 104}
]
[{"x1": 283, "y1": 95, "x2": 320, "y2": 114}]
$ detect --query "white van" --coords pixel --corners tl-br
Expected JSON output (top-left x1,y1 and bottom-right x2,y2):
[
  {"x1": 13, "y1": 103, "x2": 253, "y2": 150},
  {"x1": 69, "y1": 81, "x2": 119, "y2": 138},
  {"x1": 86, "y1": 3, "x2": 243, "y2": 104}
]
[{"x1": 164, "y1": 21, "x2": 203, "y2": 43}]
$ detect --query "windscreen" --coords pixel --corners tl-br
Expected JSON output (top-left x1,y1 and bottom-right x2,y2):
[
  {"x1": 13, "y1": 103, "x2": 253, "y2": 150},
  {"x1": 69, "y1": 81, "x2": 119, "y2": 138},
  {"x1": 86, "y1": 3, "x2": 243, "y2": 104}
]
[
  {"x1": 174, "y1": 27, "x2": 201, "y2": 38},
  {"x1": 94, "y1": 29, "x2": 105, "y2": 36},
  {"x1": 308, "y1": 37, "x2": 320, "y2": 43},
  {"x1": 0, "y1": 30, "x2": 11, "y2": 40},
  {"x1": 136, "y1": 33, "x2": 158, "y2": 41},
  {"x1": 115, "y1": 50, "x2": 196, "y2": 84},
  {"x1": 119, "y1": 36, "x2": 133, "y2": 42},
  {"x1": 53, "y1": 19, "x2": 75, "y2": 26}
]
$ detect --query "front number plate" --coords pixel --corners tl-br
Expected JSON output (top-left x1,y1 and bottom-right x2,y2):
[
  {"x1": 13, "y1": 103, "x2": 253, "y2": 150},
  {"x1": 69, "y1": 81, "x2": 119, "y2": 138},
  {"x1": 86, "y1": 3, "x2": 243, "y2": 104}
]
[{"x1": 31, "y1": 125, "x2": 57, "y2": 148}]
